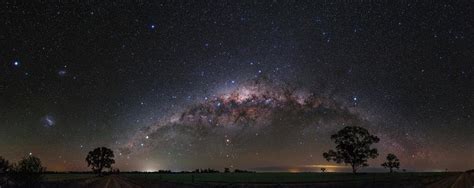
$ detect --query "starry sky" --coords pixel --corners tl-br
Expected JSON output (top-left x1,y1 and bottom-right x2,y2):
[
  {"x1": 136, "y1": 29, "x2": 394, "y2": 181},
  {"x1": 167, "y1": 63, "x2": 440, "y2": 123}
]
[{"x1": 0, "y1": 1, "x2": 473, "y2": 172}]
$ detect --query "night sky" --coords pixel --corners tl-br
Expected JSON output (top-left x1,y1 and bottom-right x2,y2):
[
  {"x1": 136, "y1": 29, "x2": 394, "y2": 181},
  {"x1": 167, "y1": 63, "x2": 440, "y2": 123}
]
[{"x1": 1, "y1": 1, "x2": 472, "y2": 172}]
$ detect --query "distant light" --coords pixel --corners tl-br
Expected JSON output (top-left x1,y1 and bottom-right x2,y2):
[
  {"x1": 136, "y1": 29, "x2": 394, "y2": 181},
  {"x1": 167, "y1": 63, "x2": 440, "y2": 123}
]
[
  {"x1": 29, "y1": 152, "x2": 32, "y2": 156},
  {"x1": 144, "y1": 168, "x2": 156, "y2": 172},
  {"x1": 13, "y1": 61, "x2": 20, "y2": 66},
  {"x1": 145, "y1": 136, "x2": 149, "y2": 139},
  {"x1": 150, "y1": 24, "x2": 156, "y2": 29},
  {"x1": 353, "y1": 97, "x2": 358, "y2": 101},
  {"x1": 231, "y1": 80, "x2": 235, "y2": 84}
]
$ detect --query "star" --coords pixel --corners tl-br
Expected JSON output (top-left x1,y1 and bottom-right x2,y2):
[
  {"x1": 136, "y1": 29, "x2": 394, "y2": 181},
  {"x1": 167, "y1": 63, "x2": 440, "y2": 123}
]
[{"x1": 13, "y1": 61, "x2": 20, "y2": 67}]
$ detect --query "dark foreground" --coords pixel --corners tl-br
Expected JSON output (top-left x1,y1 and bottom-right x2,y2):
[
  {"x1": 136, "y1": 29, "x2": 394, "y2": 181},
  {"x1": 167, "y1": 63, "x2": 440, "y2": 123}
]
[{"x1": 27, "y1": 172, "x2": 474, "y2": 188}]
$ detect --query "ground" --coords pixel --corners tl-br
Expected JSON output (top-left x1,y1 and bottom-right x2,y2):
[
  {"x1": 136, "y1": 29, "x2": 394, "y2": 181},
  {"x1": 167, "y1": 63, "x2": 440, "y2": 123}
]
[{"x1": 36, "y1": 172, "x2": 473, "y2": 188}]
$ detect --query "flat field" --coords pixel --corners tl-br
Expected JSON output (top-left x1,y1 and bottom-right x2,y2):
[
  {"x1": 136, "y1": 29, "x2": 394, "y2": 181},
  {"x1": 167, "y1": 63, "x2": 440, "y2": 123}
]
[
  {"x1": 121, "y1": 172, "x2": 450, "y2": 184},
  {"x1": 38, "y1": 172, "x2": 469, "y2": 188}
]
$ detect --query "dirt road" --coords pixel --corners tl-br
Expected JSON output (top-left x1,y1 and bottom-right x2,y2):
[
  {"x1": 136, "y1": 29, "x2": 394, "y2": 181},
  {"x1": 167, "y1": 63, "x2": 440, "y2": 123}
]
[
  {"x1": 85, "y1": 175, "x2": 141, "y2": 188},
  {"x1": 427, "y1": 172, "x2": 473, "y2": 188}
]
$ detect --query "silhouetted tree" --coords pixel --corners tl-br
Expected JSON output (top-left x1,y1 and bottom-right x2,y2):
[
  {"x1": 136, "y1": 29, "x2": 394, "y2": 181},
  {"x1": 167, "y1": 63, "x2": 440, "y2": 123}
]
[
  {"x1": 224, "y1": 168, "x2": 230, "y2": 173},
  {"x1": 85, "y1": 147, "x2": 115, "y2": 175},
  {"x1": 381, "y1": 153, "x2": 400, "y2": 173},
  {"x1": 10, "y1": 155, "x2": 46, "y2": 187},
  {"x1": 320, "y1": 168, "x2": 326, "y2": 173},
  {"x1": 323, "y1": 126, "x2": 379, "y2": 174},
  {"x1": 0, "y1": 156, "x2": 11, "y2": 186}
]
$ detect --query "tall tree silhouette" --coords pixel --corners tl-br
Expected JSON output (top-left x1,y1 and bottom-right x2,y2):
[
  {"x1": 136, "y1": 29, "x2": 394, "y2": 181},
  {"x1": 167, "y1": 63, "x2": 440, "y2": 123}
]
[
  {"x1": 323, "y1": 126, "x2": 379, "y2": 174},
  {"x1": 381, "y1": 153, "x2": 400, "y2": 173},
  {"x1": 86, "y1": 147, "x2": 115, "y2": 174}
]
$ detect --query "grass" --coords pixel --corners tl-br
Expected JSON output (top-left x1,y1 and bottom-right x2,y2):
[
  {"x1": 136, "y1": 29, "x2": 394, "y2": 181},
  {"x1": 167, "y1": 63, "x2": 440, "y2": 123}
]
[
  {"x1": 120, "y1": 172, "x2": 455, "y2": 184},
  {"x1": 43, "y1": 173, "x2": 97, "y2": 182}
]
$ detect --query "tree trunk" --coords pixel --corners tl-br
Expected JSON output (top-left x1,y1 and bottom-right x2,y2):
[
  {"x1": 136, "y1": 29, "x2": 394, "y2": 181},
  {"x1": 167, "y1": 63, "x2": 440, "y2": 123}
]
[
  {"x1": 352, "y1": 165, "x2": 357, "y2": 174},
  {"x1": 389, "y1": 168, "x2": 393, "y2": 173}
]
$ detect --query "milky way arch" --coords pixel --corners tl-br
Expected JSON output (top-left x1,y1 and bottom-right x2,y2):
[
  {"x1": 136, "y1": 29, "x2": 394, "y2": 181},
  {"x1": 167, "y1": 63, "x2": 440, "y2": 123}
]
[{"x1": 119, "y1": 78, "x2": 416, "y2": 169}]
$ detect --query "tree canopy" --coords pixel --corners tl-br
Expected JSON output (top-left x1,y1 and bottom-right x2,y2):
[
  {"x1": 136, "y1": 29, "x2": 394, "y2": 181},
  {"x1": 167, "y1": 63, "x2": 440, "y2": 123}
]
[
  {"x1": 86, "y1": 147, "x2": 115, "y2": 174},
  {"x1": 323, "y1": 126, "x2": 379, "y2": 174},
  {"x1": 381, "y1": 153, "x2": 400, "y2": 173},
  {"x1": 10, "y1": 155, "x2": 46, "y2": 186},
  {"x1": 0, "y1": 156, "x2": 11, "y2": 186}
]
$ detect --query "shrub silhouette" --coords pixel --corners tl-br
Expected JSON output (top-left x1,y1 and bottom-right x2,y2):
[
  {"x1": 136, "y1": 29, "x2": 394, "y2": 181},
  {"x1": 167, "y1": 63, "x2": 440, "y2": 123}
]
[
  {"x1": 381, "y1": 153, "x2": 400, "y2": 173},
  {"x1": 234, "y1": 169, "x2": 255, "y2": 173},
  {"x1": 9, "y1": 155, "x2": 46, "y2": 187},
  {"x1": 323, "y1": 126, "x2": 379, "y2": 174},
  {"x1": 86, "y1": 147, "x2": 115, "y2": 175},
  {"x1": 0, "y1": 156, "x2": 12, "y2": 186}
]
